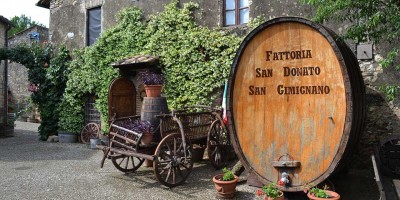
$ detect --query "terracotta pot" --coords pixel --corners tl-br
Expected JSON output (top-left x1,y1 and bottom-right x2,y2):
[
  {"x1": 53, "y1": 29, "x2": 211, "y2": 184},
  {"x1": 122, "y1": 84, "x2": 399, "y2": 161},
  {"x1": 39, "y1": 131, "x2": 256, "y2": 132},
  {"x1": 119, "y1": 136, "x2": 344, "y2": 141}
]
[
  {"x1": 265, "y1": 191, "x2": 284, "y2": 200},
  {"x1": 307, "y1": 190, "x2": 340, "y2": 200},
  {"x1": 143, "y1": 159, "x2": 153, "y2": 167},
  {"x1": 144, "y1": 85, "x2": 162, "y2": 97},
  {"x1": 192, "y1": 146, "x2": 205, "y2": 162},
  {"x1": 141, "y1": 133, "x2": 153, "y2": 145},
  {"x1": 212, "y1": 174, "x2": 238, "y2": 199}
]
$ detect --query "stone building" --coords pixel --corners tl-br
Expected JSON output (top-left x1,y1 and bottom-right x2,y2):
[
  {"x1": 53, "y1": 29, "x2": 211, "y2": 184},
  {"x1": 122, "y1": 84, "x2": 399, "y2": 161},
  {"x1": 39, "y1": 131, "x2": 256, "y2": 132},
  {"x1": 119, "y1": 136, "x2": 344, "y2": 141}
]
[
  {"x1": 34, "y1": 0, "x2": 390, "y2": 86},
  {"x1": 0, "y1": 16, "x2": 13, "y2": 137},
  {"x1": 34, "y1": 0, "x2": 316, "y2": 124},
  {"x1": 7, "y1": 25, "x2": 49, "y2": 122},
  {"x1": 35, "y1": 0, "x2": 400, "y2": 137},
  {"x1": 36, "y1": 0, "x2": 314, "y2": 49}
]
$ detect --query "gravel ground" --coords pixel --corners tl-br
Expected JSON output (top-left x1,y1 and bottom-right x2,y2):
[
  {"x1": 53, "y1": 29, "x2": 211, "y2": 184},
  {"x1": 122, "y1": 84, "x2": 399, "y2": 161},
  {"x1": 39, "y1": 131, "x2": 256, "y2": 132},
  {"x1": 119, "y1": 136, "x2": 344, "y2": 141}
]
[{"x1": 0, "y1": 122, "x2": 379, "y2": 200}]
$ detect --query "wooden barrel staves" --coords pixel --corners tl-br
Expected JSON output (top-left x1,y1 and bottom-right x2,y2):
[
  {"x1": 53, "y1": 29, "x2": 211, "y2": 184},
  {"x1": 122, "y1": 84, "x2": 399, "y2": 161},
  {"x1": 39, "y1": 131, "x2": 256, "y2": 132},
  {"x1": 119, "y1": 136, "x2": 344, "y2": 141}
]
[
  {"x1": 141, "y1": 97, "x2": 169, "y2": 126},
  {"x1": 226, "y1": 17, "x2": 366, "y2": 192}
]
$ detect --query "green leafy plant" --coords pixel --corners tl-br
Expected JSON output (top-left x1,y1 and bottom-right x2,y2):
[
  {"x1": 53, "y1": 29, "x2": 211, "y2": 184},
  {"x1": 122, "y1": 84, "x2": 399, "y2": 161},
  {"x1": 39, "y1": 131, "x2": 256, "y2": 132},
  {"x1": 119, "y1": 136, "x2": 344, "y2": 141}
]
[
  {"x1": 8, "y1": 14, "x2": 44, "y2": 37},
  {"x1": 57, "y1": 97, "x2": 84, "y2": 133},
  {"x1": 259, "y1": 183, "x2": 282, "y2": 198},
  {"x1": 309, "y1": 187, "x2": 329, "y2": 198},
  {"x1": 1, "y1": 44, "x2": 71, "y2": 140},
  {"x1": 379, "y1": 85, "x2": 400, "y2": 102},
  {"x1": 307, "y1": 185, "x2": 332, "y2": 198},
  {"x1": 222, "y1": 167, "x2": 235, "y2": 181},
  {"x1": 301, "y1": 0, "x2": 400, "y2": 101},
  {"x1": 62, "y1": 1, "x2": 241, "y2": 133}
]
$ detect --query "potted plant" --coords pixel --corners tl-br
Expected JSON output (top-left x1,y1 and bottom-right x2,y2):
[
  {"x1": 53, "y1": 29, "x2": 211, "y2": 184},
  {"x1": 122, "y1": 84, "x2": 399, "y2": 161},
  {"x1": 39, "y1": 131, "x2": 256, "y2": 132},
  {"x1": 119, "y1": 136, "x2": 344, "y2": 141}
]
[
  {"x1": 127, "y1": 120, "x2": 154, "y2": 145},
  {"x1": 127, "y1": 120, "x2": 154, "y2": 167},
  {"x1": 256, "y1": 183, "x2": 284, "y2": 200},
  {"x1": 57, "y1": 99, "x2": 84, "y2": 143},
  {"x1": 57, "y1": 130, "x2": 79, "y2": 143},
  {"x1": 212, "y1": 167, "x2": 239, "y2": 199},
  {"x1": 138, "y1": 121, "x2": 154, "y2": 145},
  {"x1": 306, "y1": 185, "x2": 340, "y2": 200},
  {"x1": 137, "y1": 70, "x2": 164, "y2": 97}
]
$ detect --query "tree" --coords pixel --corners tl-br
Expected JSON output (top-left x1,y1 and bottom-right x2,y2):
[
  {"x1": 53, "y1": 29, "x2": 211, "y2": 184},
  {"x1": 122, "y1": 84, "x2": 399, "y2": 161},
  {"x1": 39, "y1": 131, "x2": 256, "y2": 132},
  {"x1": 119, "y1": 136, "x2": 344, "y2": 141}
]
[
  {"x1": 8, "y1": 14, "x2": 44, "y2": 36},
  {"x1": 302, "y1": 0, "x2": 400, "y2": 100},
  {"x1": 1, "y1": 44, "x2": 71, "y2": 140}
]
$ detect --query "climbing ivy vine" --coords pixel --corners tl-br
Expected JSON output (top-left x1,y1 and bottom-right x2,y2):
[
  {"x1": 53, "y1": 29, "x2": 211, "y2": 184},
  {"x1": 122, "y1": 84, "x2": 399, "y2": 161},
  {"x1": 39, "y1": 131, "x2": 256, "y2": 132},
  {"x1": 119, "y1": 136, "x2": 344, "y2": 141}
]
[
  {"x1": 62, "y1": 0, "x2": 241, "y2": 132},
  {"x1": 301, "y1": 0, "x2": 400, "y2": 101},
  {"x1": 1, "y1": 44, "x2": 71, "y2": 140}
]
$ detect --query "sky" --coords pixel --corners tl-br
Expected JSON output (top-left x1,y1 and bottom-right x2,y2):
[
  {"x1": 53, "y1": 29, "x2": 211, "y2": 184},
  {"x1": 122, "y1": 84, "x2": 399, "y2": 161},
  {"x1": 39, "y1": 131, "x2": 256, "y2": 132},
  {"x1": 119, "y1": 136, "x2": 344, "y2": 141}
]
[{"x1": 0, "y1": 0, "x2": 50, "y2": 27}]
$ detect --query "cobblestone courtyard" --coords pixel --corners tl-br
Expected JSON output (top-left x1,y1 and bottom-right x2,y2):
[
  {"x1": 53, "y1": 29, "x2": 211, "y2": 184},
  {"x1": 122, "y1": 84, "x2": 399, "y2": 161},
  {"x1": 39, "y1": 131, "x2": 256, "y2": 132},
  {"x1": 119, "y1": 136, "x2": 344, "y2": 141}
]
[{"x1": 0, "y1": 122, "x2": 380, "y2": 200}]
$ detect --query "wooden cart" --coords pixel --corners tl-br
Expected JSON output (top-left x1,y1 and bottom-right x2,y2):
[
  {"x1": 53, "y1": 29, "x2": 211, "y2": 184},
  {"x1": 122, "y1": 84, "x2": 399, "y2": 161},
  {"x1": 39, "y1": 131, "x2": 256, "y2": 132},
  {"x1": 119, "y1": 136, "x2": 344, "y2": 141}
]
[{"x1": 97, "y1": 105, "x2": 233, "y2": 187}]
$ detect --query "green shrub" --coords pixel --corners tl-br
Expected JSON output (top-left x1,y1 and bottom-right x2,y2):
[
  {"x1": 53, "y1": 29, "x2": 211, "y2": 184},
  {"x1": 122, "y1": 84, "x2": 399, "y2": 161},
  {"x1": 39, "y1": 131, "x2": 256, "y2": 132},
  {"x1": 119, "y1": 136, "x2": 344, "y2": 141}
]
[
  {"x1": 63, "y1": 0, "x2": 241, "y2": 132},
  {"x1": 222, "y1": 167, "x2": 235, "y2": 181}
]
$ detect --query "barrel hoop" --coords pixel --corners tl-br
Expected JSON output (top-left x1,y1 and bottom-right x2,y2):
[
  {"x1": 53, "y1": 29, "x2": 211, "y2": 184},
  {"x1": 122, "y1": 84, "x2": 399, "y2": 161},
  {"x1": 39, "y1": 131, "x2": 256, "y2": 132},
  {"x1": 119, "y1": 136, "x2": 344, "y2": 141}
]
[{"x1": 226, "y1": 17, "x2": 364, "y2": 191}]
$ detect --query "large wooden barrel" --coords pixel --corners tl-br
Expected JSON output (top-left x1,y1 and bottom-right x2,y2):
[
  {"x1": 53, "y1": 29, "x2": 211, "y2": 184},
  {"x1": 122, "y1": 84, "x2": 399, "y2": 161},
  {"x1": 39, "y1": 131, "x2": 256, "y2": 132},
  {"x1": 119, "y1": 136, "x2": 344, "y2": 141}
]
[{"x1": 227, "y1": 17, "x2": 366, "y2": 192}]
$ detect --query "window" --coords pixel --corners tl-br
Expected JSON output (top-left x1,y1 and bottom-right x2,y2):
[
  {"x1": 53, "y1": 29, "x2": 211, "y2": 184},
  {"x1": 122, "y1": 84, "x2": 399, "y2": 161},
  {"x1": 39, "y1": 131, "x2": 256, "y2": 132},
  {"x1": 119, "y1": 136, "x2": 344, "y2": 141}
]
[
  {"x1": 87, "y1": 7, "x2": 102, "y2": 46},
  {"x1": 224, "y1": 0, "x2": 249, "y2": 26}
]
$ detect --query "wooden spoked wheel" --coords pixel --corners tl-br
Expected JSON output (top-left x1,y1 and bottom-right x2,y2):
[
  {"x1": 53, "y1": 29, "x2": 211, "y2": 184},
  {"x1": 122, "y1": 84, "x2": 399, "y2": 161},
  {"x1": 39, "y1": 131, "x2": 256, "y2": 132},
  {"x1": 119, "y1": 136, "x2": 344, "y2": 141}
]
[
  {"x1": 109, "y1": 134, "x2": 144, "y2": 173},
  {"x1": 80, "y1": 122, "x2": 100, "y2": 144},
  {"x1": 111, "y1": 154, "x2": 144, "y2": 173},
  {"x1": 154, "y1": 133, "x2": 193, "y2": 187},
  {"x1": 207, "y1": 120, "x2": 231, "y2": 169}
]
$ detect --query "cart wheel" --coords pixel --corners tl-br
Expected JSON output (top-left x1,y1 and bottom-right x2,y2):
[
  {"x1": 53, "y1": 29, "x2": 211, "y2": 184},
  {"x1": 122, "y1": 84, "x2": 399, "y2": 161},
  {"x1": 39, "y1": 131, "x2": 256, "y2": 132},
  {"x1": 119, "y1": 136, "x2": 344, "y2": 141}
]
[
  {"x1": 80, "y1": 123, "x2": 100, "y2": 144},
  {"x1": 154, "y1": 133, "x2": 193, "y2": 187},
  {"x1": 111, "y1": 154, "x2": 144, "y2": 173},
  {"x1": 109, "y1": 134, "x2": 144, "y2": 173},
  {"x1": 207, "y1": 120, "x2": 230, "y2": 169}
]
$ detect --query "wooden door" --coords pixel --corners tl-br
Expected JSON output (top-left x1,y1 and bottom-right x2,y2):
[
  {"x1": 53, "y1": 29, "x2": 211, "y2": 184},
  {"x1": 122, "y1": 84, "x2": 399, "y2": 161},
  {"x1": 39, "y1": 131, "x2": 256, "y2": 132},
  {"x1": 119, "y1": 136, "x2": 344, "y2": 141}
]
[{"x1": 108, "y1": 77, "x2": 136, "y2": 119}]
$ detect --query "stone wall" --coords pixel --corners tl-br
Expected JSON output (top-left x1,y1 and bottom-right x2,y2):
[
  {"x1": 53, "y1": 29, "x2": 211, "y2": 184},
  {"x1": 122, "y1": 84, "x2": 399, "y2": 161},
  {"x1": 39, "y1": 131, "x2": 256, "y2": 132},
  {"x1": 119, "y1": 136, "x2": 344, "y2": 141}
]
[
  {"x1": 0, "y1": 22, "x2": 6, "y2": 122},
  {"x1": 0, "y1": 23, "x2": 6, "y2": 46},
  {"x1": 44, "y1": 0, "x2": 400, "y2": 148},
  {"x1": 46, "y1": 0, "x2": 388, "y2": 83},
  {"x1": 0, "y1": 17, "x2": 12, "y2": 136},
  {"x1": 48, "y1": 0, "x2": 314, "y2": 49}
]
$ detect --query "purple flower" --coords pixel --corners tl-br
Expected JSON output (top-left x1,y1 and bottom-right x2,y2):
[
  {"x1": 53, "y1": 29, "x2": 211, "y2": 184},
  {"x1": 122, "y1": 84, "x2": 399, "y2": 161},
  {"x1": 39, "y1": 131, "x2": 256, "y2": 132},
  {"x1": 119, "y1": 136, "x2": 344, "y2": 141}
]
[
  {"x1": 127, "y1": 120, "x2": 153, "y2": 134},
  {"x1": 137, "y1": 70, "x2": 164, "y2": 85}
]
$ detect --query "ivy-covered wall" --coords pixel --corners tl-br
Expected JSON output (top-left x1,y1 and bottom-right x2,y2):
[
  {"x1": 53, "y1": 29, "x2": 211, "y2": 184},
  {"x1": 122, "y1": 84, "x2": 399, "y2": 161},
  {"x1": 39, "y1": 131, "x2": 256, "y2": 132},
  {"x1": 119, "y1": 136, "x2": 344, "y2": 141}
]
[
  {"x1": 43, "y1": 0, "x2": 400, "y2": 147},
  {"x1": 61, "y1": 1, "x2": 241, "y2": 133}
]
